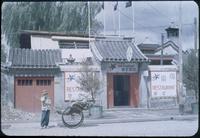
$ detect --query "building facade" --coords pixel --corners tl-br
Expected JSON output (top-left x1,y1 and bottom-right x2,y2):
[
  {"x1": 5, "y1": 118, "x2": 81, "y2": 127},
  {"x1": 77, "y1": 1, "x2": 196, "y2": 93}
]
[
  {"x1": 6, "y1": 30, "x2": 151, "y2": 112},
  {"x1": 91, "y1": 38, "x2": 149, "y2": 108}
]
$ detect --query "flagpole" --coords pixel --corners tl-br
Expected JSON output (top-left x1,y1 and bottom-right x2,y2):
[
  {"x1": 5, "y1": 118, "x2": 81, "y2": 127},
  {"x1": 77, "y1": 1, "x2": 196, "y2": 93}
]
[
  {"x1": 132, "y1": 1, "x2": 134, "y2": 37},
  {"x1": 178, "y1": 1, "x2": 183, "y2": 114},
  {"x1": 113, "y1": 6, "x2": 116, "y2": 35},
  {"x1": 118, "y1": 2, "x2": 120, "y2": 37},
  {"x1": 88, "y1": 1, "x2": 90, "y2": 42},
  {"x1": 103, "y1": 3, "x2": 106, "y2": 36}
]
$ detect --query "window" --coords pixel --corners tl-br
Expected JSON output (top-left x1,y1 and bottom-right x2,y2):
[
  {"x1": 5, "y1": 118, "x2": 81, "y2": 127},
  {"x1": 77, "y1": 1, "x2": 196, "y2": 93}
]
[
  {"x1": 36, "y1": 80, "x2": 40, "y2": 86},
  {"x1": 17, "y1": 80, "x2": 21, "y2": 85},
  {"x1": 17, "y1": 79, "x2": 32, "y2": 86},
  {"x1": 76, "y1": 43, "x2": 89, "y2": 49},
  {"x1": 22, "y1": 80, "x2": 25, "y2": 85},
  {"x1": 28, "y1": 80, "x2": 32, "y2": 85},
  {"x1": 59, "y1": 42, "x2": 75, "y2": 49},
  {"x1": 48, "y1": 80, "x2": 51, "y2": 85},
  {"x1": 36, "y1": 80, "x2": 51, "y2": 86},
  {"x1": 43, "y1": 80, "x2": 47, "y2": 85},
  {"x1": 59, "y1": 41, "x2": 89, "y2": 49}
]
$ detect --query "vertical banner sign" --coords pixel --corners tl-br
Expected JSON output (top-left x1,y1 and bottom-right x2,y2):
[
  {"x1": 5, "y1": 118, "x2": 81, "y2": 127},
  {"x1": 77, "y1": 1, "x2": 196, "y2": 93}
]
[
  {"x1": 151, "y1": 71, "x2": 177, "y2": 97},
  {"x1": 65, "y1": 72, "x2": 84, "y2": 101},
  {"x1": 126, "y1": 46, "x2": 133, "y2": 62}
]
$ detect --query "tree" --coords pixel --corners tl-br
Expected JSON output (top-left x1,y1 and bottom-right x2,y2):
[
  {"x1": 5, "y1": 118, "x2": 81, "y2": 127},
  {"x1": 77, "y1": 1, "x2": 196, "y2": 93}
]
[
  {"x1": 1, "y1": 42, "x2": 7, "y2": 63},
  {"x1": 183, "y1": 49, "x2": 199, "y2": 102},
  {"x1": 1, "y1": 36, "x2": 9, "y2": 106},
  {"x1": 2, "y1": 2, "x2": 103, "y2": 48},
  {"x1": 77, "y1": 59, "x2": 101, "y2": 104}
]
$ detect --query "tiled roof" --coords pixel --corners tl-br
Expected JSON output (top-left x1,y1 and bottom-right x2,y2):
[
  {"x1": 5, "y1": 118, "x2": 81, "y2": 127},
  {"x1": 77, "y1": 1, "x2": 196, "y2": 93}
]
[
  {"x1": 91, "y1": 40, "x2": 149, "y2": 62},
  {"x1": 155, "y1": 40, "x2": 178, "y2": 52},
  {"x1": 8, "y1": 48, "x2": 62, "y2": 68},
  {"x1": 155, "y1": 40, "x2": 187, "y2": 54},
  {"x1": 145, "y1": 54, "x2": 174, "y2": 60},
  {"x1": 137, "y1": 43, "x2": 160, "y2": 50}
]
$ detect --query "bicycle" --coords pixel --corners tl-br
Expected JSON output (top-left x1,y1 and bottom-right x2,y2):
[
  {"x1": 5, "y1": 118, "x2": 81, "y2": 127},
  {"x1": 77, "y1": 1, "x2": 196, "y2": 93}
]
[{"x1": 61, "y1": 94, "x2": 94, "y2": 128}]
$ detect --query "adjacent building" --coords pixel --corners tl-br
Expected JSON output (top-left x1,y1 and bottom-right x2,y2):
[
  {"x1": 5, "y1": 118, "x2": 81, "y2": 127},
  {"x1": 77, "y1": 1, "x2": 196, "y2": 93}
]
[
  {"x1": 7, "y1": 48, "x2": 62, "y2": 112},
  {"x1": 137, "y1": 25, "x2": 187, "y2": 65}
]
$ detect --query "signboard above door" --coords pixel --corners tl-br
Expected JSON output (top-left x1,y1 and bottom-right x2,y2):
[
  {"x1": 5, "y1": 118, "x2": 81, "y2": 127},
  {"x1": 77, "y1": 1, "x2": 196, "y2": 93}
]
[{"x1": 106, "y1": 63, "x2": 138, "y2": 73}]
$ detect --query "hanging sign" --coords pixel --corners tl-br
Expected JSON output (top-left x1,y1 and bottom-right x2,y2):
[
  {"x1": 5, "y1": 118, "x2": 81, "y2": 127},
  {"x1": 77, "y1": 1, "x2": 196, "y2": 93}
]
[
  {"x1": 126, "y1": 46, "x2": 133, "y2": 62},
  {"x1": 108, "y1": 63, "x2": 138, "y2": 73}
]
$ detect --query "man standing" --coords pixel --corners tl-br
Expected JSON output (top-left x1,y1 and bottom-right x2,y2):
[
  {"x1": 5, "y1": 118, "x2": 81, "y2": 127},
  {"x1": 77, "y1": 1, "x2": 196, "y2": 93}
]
[{"x1": 40, "y1": 90, "x2": 51, "y2": 129}]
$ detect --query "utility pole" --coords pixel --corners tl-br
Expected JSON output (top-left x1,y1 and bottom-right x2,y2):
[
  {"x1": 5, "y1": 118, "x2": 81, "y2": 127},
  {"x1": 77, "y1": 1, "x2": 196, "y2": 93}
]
[
  {"x1": 88, "y1": 1, "x2": 91, "y2": 48},
  {"x1": 132, "y1": 1, "x2": 134, "y2": 37},
  {"x1": 113, "y1": 10, "x2": 116, "y2": 35},
  {"x1": 103, "y1": 3, "x2": 106, "y2": 36},
  {"x1": 160, "y1": 33, "x2": 164, "y2": 65},
  {"x1": 178, "y1": 1, "x2": 184, "y2": 114}
]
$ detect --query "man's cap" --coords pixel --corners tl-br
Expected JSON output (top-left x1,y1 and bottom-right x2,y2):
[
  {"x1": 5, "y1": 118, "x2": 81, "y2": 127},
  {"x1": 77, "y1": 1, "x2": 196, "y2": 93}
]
[{"x1": 41, "y1": 90, "x2": 48, "y2": 95}]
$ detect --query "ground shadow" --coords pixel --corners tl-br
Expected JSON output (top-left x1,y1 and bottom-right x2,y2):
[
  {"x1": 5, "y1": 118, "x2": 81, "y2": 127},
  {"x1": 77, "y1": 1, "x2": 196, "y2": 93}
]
[
  {"x1": 80, "y1": 123, "x2": 99, "y2": 128},
  {"x1": 56, "y1": 122, "x2": 98, "y2": 128}
]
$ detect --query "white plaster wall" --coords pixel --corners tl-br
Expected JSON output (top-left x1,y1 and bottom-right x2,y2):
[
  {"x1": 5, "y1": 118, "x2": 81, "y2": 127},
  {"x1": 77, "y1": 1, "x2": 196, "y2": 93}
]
[
  {"x1": 138, "y1": 63, "x2": 149, "y2": 108},
  {"x1": 54, "y1": 72, "x2": 70, "y2": 108},
  {"x1": 139, "y1": 72, "x2": 148, "y2": 108},
  {"x1": 31, "y1": 36, "x2": 59, "y2": 49},
  {"x1": 100, "y1": 70, "x2": 108, "y2": 109},
  {"x1": 31, "y1": 35, "x2": 94, "y2": 63}
]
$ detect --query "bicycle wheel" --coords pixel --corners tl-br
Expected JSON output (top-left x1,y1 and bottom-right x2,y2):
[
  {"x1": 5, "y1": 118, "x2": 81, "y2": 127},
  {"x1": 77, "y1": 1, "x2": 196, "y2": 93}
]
[{"x1": 62, "y1": 107, "x2": 84, "y2": 128}]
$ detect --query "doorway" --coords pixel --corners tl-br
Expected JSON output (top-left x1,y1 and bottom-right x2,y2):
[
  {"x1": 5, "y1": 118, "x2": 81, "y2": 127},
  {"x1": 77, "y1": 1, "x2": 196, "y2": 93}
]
[{"x1": 113, "y1": 75, "x2": 130, "y2": 106}]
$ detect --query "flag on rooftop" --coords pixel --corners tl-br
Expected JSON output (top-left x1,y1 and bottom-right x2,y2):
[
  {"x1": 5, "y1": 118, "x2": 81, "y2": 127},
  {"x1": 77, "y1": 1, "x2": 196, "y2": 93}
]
[
  {"x1": 114, "y1": 1, "x2": 118, "y2": 11},
  {"x1": 102, "y1": 2, "x2": 104, "y2": 9},
  {"x1": 125, "y1": 1, "x2": 132, "y2": 8}
]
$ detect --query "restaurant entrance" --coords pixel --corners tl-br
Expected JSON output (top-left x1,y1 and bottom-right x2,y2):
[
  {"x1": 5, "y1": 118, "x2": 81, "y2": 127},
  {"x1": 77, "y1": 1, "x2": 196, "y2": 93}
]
[{"x1": 113, "y1": 75, "x2": 130, "y2": 106}]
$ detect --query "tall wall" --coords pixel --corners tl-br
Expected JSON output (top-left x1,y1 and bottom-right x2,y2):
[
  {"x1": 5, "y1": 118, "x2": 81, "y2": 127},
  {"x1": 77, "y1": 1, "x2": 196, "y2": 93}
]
[
  {"x1": 138, "y1": 63, "x2": 149, "y2": 108},
  {"x1": 7, "y1": 75, "x2": 15, "y2": 107},
  {"x1": 54, "y1": 72, "x2": 68, "y2": 108},
  {"x1": 99, "y1": 69, "x2": 108, "y2": 109}
]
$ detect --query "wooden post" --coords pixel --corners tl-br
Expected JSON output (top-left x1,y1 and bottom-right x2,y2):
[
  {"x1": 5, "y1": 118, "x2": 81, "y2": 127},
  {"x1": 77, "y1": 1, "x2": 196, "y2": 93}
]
[{"x1": 160, "y1": 33, "x2": 164, "y2": 65}]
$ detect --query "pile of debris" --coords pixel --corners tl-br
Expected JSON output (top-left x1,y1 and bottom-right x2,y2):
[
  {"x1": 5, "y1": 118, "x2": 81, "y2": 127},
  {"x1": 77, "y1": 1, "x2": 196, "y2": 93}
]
[{"x1": 1, "y1": 105, "x2": 37, "y2": 122}]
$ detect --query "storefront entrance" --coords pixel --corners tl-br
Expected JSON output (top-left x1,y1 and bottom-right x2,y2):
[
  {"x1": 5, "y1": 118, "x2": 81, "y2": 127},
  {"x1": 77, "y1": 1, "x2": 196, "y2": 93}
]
[
  {"x1": 107, "y1": 73, "x2": 139, "y2": 108},
  {"x1": 113, "y1": 75, "x2": 130, "y2": 106}
]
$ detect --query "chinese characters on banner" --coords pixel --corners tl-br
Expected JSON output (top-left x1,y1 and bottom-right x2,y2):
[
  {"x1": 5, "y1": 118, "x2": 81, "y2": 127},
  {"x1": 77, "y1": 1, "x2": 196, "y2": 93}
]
[
  {"x1": 151, "y1": 71, "x2": 177, "y2": 97},
  {"x1": 64, "y1": 72, "x2": 85, "y2": 101}
]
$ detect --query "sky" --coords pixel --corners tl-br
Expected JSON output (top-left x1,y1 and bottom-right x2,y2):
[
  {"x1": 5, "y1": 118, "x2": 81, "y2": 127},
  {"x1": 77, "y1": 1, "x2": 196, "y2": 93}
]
[{"x1": 96, "y1": 1, "x2": 198, "y2": 51}]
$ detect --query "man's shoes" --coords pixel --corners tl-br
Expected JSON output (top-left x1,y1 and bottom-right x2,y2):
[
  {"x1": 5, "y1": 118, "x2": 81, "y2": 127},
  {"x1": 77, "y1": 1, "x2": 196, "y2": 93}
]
[{"x1": 44, "y1": 125, "x2": 49, "y2": 128}]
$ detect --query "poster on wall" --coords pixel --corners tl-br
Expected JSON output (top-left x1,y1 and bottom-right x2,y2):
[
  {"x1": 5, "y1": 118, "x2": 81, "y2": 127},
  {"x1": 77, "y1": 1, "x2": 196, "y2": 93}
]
[
  {"x1": 150, "y1": 71, "x2": 177, "y2": 98},
  {"x1": 64, "y1": 72, "x2": 85, "y2": 101}
]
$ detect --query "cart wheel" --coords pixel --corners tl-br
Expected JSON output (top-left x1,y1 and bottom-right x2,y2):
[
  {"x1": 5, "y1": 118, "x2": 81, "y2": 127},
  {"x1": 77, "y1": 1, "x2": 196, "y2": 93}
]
[{"x1": 62, "y1": 107, "x2": 84, "y2": 128}]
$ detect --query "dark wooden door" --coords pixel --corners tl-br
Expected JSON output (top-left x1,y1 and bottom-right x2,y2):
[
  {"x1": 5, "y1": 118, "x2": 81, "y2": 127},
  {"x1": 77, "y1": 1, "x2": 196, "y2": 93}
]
[
  {"x1": 107, "y1": 73, "x2": 139, "y2": 108},
  {"x1": 113, "y1": 75, "x2": 130, "y2": 106}
]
